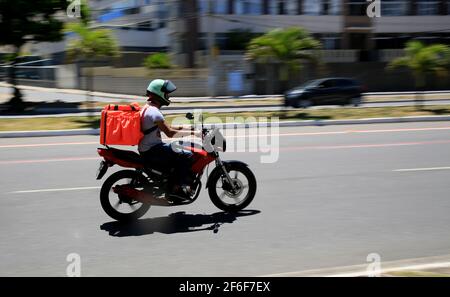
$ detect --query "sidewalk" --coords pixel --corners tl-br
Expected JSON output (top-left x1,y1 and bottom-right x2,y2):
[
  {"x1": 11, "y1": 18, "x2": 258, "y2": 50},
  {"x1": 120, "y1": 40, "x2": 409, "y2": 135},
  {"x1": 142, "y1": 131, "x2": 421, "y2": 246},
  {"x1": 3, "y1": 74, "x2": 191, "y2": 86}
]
[{"x1": 0, "y1": 82, "x2": 282, "y2": 103}]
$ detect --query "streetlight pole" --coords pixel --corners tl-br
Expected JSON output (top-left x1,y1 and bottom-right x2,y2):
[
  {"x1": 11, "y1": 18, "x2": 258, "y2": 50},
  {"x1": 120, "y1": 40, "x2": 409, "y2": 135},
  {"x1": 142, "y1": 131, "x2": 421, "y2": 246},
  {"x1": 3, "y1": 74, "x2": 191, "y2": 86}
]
[{"x1": 207, "y1": 0, "x2": 216, "y2": 97}]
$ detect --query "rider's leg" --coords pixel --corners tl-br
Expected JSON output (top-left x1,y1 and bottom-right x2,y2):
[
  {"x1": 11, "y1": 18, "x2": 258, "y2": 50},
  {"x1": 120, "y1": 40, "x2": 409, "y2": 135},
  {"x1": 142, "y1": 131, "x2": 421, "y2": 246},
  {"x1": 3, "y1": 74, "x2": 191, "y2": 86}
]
[{"x1": 141, "y1": 143, "x2": 194, "y2": 195}]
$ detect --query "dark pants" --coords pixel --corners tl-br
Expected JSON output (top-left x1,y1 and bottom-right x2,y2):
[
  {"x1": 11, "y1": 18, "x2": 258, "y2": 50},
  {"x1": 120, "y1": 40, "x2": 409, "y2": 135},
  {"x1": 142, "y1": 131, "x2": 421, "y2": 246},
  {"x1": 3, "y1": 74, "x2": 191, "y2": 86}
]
[{"x1": 140, "y1": 143, "x2": 194, "y2": 186}]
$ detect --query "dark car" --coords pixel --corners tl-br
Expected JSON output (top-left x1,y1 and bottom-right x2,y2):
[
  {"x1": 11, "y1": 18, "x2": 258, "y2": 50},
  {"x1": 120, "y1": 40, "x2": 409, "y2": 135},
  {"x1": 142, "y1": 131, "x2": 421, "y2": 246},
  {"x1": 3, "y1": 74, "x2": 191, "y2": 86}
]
[{"x1": 284, "y1": 78, "x2": 365, "y2": 108}]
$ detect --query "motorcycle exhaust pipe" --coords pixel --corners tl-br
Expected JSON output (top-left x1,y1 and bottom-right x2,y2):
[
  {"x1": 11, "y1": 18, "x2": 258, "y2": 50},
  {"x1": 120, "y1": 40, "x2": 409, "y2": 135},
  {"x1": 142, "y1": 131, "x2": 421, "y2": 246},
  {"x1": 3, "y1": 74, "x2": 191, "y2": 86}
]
[{"x1": 113, "y1": 185, "x2": 171, "y2": 206}]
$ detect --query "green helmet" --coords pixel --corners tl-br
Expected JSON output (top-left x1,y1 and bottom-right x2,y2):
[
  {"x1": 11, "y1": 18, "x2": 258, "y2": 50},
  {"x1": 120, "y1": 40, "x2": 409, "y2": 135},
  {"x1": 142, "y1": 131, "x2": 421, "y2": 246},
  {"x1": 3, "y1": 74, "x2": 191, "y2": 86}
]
[{"x1": 146, "y1": 79, "x2": 177, "y2": 106}]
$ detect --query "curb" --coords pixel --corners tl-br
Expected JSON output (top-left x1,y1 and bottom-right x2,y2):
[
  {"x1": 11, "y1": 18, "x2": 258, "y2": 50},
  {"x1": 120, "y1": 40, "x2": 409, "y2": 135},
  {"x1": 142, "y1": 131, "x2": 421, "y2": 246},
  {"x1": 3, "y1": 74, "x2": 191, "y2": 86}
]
[{"x1": 1, "y1": 115, "x2": 450, "y2": 138}]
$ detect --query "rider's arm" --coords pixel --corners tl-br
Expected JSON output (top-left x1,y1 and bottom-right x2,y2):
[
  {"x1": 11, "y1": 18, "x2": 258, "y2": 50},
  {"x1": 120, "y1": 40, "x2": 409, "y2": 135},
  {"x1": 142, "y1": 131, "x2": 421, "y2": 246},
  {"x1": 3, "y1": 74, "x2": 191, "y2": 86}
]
[{"x1": 156, "y1": 120, "x2": 201, "y2": 138}]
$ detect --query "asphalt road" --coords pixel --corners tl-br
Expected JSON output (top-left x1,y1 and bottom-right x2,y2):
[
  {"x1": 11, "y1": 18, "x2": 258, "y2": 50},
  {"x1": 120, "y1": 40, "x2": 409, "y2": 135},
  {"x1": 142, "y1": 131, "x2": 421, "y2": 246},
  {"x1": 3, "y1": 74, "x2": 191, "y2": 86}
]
[{"x1": 1, "y1": 122, "x2": 450, "y2": 276}]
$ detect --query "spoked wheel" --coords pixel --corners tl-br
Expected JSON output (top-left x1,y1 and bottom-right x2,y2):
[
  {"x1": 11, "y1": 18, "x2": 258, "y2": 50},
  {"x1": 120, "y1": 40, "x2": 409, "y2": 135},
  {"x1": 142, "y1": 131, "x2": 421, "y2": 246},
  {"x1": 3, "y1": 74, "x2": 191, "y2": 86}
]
[
  {"x1": 100, "y1": 170, "x2": 151, "y2": 222},
  {"x1": 208, "y1": 163, "x2": 257, "y2": 212}
]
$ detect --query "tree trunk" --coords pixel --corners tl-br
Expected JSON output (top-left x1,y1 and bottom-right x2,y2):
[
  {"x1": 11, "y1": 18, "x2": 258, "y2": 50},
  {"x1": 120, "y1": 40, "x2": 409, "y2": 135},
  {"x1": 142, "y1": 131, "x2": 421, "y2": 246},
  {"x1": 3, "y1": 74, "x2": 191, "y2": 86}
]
[
  {"x1": 87, "y1": 61, "x2": 94, "y2": 118},
  {"x1": 414, "y1": 72, "x2": 425, "y2": 111},
  {"x1": 7, "y1": 47, "x2": 25, "y2": 112}
]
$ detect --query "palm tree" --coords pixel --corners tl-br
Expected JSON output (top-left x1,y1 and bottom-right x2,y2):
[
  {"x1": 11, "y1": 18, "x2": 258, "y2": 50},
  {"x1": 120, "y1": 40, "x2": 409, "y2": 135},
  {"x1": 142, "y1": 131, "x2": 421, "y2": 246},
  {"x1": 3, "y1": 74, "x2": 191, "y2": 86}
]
[
  {"x1": 246, "y1": 27, "x2": 321, "y2": 93},
  {"x1": 65, "y1": 22, "x2": 120, "y2": 113},
  {"x1": 388, "y1": 41, "x2": 450, "y2": 109}
]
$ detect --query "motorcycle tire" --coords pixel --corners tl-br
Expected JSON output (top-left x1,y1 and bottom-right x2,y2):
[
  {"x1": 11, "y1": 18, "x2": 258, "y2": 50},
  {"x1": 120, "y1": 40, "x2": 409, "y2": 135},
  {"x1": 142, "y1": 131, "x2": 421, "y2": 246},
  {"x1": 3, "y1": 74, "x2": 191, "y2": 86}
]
[
  {"x1": 208, "y1": 163, "x2": 257, "y2": 212},
  {"x1": 100, "y1": 170, "x2": 151, "y2": 222}
]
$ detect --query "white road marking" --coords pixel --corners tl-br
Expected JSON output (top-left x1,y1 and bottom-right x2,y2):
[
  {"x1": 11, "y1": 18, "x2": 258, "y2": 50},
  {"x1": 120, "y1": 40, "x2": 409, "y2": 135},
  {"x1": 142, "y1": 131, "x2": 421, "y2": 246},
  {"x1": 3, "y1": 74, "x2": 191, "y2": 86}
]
[
  {"x1": 2, "y1": 139, "x2": 450, "y2": 165},
  {"x1": 11, "y1": 186, "x2": 101, "y2": 194},
  {"x1": 0, "y1": 141, "x2": 97, "y2": 148},
  {"x1": 0, "y1": 156, "x2": 99, "y2": 165},
  {"x1": 280, "y1": 139, "x2": 450, "y2": 151},
  {"x1": 394, "y1": 166, "x2": 450, "y2": 172}
]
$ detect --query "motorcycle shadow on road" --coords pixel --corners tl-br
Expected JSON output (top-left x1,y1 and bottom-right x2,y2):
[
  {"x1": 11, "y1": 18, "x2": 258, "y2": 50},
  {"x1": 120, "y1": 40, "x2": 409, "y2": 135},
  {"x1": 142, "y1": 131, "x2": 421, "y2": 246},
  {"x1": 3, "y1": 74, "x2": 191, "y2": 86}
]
[{"x1": 100, "y1": 210, "x2": 261, "y2": 237}]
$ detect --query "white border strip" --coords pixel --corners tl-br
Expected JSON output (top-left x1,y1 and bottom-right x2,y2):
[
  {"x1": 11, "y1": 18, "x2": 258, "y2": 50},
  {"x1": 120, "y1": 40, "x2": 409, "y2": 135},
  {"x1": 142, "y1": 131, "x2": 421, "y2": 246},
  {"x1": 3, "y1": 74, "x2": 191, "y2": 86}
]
[
  {"x1": 261, "y1": 255, "x2": 450, "y2": 277},
  {"x1": 328, "y1": 262, "x2": 450, "y2": 277},
  {"x1": 394, "y1": 166, "x2": 450, "y2": 172}
]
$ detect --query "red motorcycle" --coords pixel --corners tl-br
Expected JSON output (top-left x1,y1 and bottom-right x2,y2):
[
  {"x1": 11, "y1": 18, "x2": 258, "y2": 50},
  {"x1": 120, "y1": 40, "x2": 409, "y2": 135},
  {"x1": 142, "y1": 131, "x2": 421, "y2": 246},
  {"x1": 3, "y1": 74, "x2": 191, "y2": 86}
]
[{"x1": 96, "y1": 113, "x2": 257, "y2": 221}]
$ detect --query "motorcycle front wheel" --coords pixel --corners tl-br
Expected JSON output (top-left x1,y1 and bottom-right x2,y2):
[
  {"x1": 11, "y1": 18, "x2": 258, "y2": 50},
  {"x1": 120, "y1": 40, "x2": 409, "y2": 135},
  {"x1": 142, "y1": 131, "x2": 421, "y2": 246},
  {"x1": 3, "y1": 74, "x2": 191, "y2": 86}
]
[
  {"x1": 100, "y1": 170, "x2": 151, "y2": 222},
  {"x1": 208, "y1": 163, "x2": 257, "y2": 212}
]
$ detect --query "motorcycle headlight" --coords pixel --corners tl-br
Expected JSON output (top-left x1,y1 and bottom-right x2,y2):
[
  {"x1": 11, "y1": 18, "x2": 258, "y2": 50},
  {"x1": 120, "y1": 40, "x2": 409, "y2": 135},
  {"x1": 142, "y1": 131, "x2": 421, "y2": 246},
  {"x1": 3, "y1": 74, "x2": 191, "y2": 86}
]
[{"x1": 210, "y1": 129, "x2": 226, "y2": 152}]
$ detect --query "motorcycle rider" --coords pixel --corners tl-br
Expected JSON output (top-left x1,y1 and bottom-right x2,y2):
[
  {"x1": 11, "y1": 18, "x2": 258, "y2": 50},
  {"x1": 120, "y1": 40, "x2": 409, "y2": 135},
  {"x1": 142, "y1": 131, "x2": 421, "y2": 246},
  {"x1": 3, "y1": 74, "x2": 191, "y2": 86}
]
[{"x1": 139, "y1": 79, "x2": 202, "y2": 200}]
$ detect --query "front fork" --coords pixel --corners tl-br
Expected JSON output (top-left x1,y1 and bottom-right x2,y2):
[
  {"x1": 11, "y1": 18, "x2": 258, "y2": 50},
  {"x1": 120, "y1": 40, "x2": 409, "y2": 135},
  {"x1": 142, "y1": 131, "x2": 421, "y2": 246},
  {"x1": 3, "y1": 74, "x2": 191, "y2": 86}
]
[{"x1": 215, "y1": 154, "x2": 236, "y2": 191}]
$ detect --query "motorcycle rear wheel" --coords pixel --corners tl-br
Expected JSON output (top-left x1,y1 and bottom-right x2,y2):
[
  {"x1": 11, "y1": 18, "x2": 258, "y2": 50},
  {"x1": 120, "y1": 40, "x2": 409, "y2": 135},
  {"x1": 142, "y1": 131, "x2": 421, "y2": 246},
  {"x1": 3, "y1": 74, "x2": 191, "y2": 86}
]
[{"x1": 100, "y1": 170, "x2": 151, "y2": 222}]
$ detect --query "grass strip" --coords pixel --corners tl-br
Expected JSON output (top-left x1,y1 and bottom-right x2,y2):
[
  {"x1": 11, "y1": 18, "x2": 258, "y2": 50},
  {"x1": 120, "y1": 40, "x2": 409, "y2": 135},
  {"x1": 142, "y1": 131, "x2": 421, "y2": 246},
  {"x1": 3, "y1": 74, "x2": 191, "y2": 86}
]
[{"x1": 1, "y1": 105, "x2": 450, "y2": 132}]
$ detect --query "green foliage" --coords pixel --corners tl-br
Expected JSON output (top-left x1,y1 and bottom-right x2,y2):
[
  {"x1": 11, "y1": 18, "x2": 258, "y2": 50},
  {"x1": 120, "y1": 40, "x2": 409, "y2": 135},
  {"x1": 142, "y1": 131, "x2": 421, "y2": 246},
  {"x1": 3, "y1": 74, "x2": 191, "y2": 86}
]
[
  {"x1": 388, "y1": 41, "x2": 450, "y2": 88},
  {"x1": 246, "y1": 27, "x2": 321, "y2": 72},
  {"x1": 65, "y1": 22, "x2": 121, "y2": 61},
  {"x1": 0, "y1": 0, "x2": 67, "y2": 49},
  {"x1": 79, "y1": 0, "x2": 91, "y2": 25},
  {"x1": 1, "y1": 53, "x2": 17, "y2": 63},
  {"x1": 0, "y1": 0, "x2": 72, "y2": 107},
  {"x1": 143, "y1": 53, "x2": 172, "y2": 69}
]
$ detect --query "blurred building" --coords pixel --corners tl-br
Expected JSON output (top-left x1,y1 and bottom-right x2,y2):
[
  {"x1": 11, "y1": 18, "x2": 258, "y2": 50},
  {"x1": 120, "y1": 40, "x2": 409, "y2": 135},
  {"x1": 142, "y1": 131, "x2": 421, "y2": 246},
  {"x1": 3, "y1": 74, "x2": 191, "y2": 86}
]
[
  {"x1": 172, "y1": 0, "x2": 450, "y2": 64},
  {"x1": 4, "y1": 0, "x2": 450, "y2": 94},
  {"x1": 26, "y1": 0, "x2": 171, "y2": 66},
  {"x1": 24, "y1": 0, "x2": 450, "y2": 66}
]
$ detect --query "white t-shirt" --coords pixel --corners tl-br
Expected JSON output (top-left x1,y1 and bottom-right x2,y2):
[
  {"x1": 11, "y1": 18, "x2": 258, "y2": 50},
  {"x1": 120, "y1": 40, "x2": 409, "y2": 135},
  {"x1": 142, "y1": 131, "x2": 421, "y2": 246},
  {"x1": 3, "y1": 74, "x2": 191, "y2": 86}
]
[{"x1": 138, "y1": 105, "x2": 164, "y2": 152}]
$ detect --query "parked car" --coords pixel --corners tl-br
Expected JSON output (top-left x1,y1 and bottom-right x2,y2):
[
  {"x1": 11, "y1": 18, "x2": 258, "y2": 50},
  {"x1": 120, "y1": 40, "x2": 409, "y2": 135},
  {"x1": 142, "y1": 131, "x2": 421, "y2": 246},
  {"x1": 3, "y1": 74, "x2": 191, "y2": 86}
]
[{"x1": 284, "y1": 77, "x2": 365, "y2": 108}]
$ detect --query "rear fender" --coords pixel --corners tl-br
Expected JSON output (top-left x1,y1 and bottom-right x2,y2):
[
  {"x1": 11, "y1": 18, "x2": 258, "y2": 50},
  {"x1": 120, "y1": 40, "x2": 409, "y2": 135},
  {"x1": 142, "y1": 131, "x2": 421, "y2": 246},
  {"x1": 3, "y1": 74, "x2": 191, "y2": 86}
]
[{"x1": 97, "y1": 147, "x2": 143, "y2": 169}]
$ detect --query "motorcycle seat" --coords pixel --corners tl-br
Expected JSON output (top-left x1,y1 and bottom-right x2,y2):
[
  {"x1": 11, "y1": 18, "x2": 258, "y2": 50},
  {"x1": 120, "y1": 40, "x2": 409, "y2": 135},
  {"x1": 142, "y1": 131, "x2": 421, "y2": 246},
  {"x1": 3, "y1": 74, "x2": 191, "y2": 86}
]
[{"x1": 108, "y1": 147, "x2": 143, "y2": 164}]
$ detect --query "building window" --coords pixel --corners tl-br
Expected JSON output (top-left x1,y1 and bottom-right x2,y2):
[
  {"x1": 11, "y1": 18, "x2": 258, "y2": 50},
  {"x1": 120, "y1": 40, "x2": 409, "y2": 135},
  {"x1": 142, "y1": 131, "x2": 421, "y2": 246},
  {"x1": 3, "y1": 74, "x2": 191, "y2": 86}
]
[
  {"x1": 416, "y1": 0, "x2": 440, "y2": 15},
  {"x1": 347, "y1": 0, "x2": 367, "y2": 16},
  {"x1": 303, "y1": 0, "x2": 322, "y2": 15},
  {"x1": 214, "y1": 0, "x2": 229, "y2": 14},
  {"x1": 381, "y1": 0, "x2": 408, "y2": 16},
  {"x1": 266, "y1": 0, "x2": 298, "y2": 15},
  {"x1": 325, "y1": 0, "x2": 341, "y2": 15},
  {"x1": 235, "y1": 0, "x2": 263, "y2": 15},
  {"x1": 111, "y1": 0, "x2": 136, "y2": 10},
  {"x1": 285, "y1": 0, "x2": 299, "y2": 15},
  {"x1": 268, "y1": 0, "x2": 278, "y2": 14},
  {"x1": 198, "y1": 0, "x2": 229, "y2": 14},
  {"x1": 322, "y1": 37, "x2": 341, "y2": 49}
]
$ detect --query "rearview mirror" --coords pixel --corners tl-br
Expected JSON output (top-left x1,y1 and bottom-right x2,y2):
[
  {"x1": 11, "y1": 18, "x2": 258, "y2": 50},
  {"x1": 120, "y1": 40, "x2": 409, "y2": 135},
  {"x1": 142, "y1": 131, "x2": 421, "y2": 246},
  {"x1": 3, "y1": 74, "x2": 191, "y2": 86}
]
[{"x1": 186, "y1": 112, "x2": 194, "y2": 120}]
